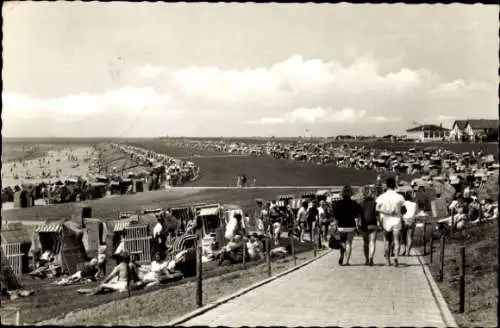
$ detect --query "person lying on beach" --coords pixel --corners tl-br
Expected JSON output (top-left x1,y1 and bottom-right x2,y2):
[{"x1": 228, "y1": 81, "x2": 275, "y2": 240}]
[
  {"x1": 56, "y1": 259, "x2": 99, "y2": 285},
  {"x1": 141, "y1": 253, "x2": 170, "y2": 287},
  {"x1": 30, "y1": 252, "x2": 62, "y2": 279}
]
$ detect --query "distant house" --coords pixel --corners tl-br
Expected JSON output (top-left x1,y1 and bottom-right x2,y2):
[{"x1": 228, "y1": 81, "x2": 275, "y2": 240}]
[
  {"x1": 406, "y1": 124, "x2": 449, "y2": 142},
  {"x1": 449, "y1": 119, "x2": 499, "y2": 141},
  {"x1": 449, "y1": 120, "x2": 468, "y2": 141}
]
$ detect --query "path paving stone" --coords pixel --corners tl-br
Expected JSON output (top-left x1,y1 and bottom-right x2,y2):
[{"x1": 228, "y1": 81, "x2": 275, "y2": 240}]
[{"x1": 182, "y1": 237, "x2": 455, "y2": 327}]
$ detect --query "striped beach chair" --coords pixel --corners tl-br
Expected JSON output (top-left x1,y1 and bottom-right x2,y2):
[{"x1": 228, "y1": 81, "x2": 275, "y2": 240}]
[
  {"x1": 327, "y1": 193, "x2": 342, "y2": 203},
  {"x1": 290, "y1": 198, "x2": 302, "y2": 210},
  {"x1": 276, "y1": 200, "x2": 286, "y2": 208},
  {"x1": 277, "y1": 194, "x2": 294, "y2": 201},
  {"x1": 167, "y1": 233, "x2": 198, "y2": 260},
  {"x1": 301, "y1": 192, "x2": 316, "y2": 200}
]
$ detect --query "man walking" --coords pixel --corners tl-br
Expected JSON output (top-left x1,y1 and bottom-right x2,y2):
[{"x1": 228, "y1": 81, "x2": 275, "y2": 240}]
[
  {"x1": 375, "y1": 177, "x2": 406, "y2": 267},
  {"x1": 296, "y1": 201, "x2": 309, "y2": 243}
]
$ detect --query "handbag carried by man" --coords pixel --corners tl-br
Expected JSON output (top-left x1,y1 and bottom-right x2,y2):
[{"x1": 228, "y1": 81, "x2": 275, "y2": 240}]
[{"x1": 328, "y1": 224, "x2": 343, "y2": 250}]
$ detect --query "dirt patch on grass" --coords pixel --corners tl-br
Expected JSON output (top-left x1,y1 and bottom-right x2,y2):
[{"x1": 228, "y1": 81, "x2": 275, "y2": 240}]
[
  {"x1": 38, "y1": 249, "x2": 324, "y2": 325},
  {"x1": 419, "y1": 222, "x2": 498, "y2": 327}
]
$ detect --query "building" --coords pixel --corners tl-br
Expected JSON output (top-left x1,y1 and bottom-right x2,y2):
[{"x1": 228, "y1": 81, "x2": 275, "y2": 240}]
[
  {"x1": 449, "y1": 120, "x2": 468, "y2": 141},
  {"x1": 449, "y1": 119, "x2": 499, "y2": 141},
  {"x1": 406, "y1": 124, "x2": 449, "y2": 142}
]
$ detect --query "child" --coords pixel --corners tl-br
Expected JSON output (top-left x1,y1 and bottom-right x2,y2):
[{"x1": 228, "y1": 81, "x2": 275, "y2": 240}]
[{"x1": 97, "y1": 245, "x2": 107, "y2": 277}]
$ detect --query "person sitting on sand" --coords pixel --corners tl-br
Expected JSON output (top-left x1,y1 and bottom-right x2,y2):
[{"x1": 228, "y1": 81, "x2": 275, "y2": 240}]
[
  {"x1": 97, "y1": 245, "x2": 108, "y2": 277},
  {"x1": 141, "y1": 253, "x2": 170, "y2": 287},
  {"x1": 438, "y1": 206, "x2": 466, "y2": 230},
  {"x1": 246, "y1": 233, "x2": 264, "y2": 261},
  {"x1": 468, "y1": 195, "x2": 483, "y2": 224},
  {"x1": 218, "y1": 234, "x2": 245, "y2": 265},
  {"x1": 88, "y1": 252, "x2": 132, "y2": 295}
]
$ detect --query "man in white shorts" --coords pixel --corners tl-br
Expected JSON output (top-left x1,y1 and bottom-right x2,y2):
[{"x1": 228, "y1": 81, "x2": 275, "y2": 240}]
[{"x1": 375, "y1": 177, "x2": 406, "y2": 267}]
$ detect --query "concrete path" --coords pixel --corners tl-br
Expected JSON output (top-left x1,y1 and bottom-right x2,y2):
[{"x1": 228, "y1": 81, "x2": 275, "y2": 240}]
[{"x1": 179, "y1": 238, "x2": 457, "y2": 327}]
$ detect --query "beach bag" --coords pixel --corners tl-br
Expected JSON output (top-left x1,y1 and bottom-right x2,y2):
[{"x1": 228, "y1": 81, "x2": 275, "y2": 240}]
[{"x1": 328, "y1": 226, "x2": 342, "y2": 250}]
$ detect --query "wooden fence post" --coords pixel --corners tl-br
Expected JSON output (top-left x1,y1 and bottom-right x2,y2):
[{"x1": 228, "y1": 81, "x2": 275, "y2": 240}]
[
  {"x1": 422, "y1": 222, "x2": 428, "y2": 256},
  {"x1": 290, "y1": 229, "x2": 296, "y2": 266},
  {"x1": 242, "y1": 239, "x2": 246, "y2": 270},
  {"x1": 438, "y1": 234, "x2": 445, "y2": 282},
  {"x1": 265, "y1": 234, "x2": 271, "y2": 277},
  {"x1": 16, "y1": 307, "x2": 21, "y2": 326},
  {"x1": 459, "y1": 246, "x2": 465, "y2": 313},
  {"x1": 196, "y1": 242, "x2": 202, "y2": 307},
  {"x1": 313, "y1": 225, "x2": 317, "y2": 257},
  {"x1": 429, "y1": 232, "x2": 434, "y2": 264}
]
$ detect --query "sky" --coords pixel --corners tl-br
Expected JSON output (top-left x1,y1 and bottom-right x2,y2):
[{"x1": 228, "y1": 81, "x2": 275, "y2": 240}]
[{"x1": 2, "y1": 3, "x2": 499, "y2": 138}]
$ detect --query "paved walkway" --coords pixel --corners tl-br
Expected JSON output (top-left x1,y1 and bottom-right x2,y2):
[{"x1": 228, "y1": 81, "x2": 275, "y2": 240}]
[{"x1": 179, "y1": 238, "x2": 457, "y2": 327}]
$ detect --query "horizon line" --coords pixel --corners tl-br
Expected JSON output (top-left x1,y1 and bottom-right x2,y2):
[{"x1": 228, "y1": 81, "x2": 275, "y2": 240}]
[{"x1": 1, "y1": 135, "x2": 404, "y2": 140}]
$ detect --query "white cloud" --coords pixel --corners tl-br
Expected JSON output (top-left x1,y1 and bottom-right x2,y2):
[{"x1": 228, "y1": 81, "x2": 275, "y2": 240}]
[
  {"x1": 248, "y1": 117, "x2": 286, "y2": 125},
  {"x1": 131, "y1": 64, "x2": 166, "y2": 79},
  {"x1": 3, "y1": 54, "x2": 495, "y2": 137},
  {"x1": 430, "y1": 79, "x2": 492, "y2": 99},
  {"x1": 248, "y1": 107, "x2": 368, "y2": 125},
  {"x1": 436, "y1": 115, "x2": 457, "y2": 120},
  {"x1": 3, "y1": 87, "x2": 173, "y2": 119},
  {"x1": 165, "y1": 55, "x2": 429, "y2": 103},
  {"x1": 369, "y1": 116, "x2": 401, "y2": 122}
]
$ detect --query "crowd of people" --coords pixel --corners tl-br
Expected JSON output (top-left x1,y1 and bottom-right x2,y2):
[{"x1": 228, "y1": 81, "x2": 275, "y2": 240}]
[
  {"x1": 109, "y1": 143, "x2": 200, "y2": 187},
  {"x1": 1, "y1": 143, "x2": 201, "y2": 207},
  {"x1": 3, "y1": 170, "x2": 497, "y2": 299},
  {"x1": 161, "y1": 139, "x2": 498, "y2": 177}
]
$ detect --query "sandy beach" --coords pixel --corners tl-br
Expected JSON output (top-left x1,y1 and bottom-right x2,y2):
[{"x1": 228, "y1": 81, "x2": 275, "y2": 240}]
[{"x1": 1, "y1": 147, "x2": 98, "y2": 188}]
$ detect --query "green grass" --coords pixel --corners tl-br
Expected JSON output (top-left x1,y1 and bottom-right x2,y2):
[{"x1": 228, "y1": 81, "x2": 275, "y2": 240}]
[
  {"x1": 124, "y1": 141, "x2": 417, "y2": 187},
  {"x1": 6, "y1": 236, "x2": 315, "y2": 324},
  {"x1": 2, "y1": 187, "x2": 345, "y2": 223},
  {"x1": 36, "y1": 248, "x2": 322, "y2": 326},
  {"x1": 416, "y1": 222, "x2": 498, "y2": 327}
]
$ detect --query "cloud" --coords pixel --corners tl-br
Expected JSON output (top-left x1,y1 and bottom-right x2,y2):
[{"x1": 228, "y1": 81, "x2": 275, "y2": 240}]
[
  {"x1": 2, "y1": 54, "x2": 495, "y2": 137},
  {"x1": 368, "y1": 116, "x2": 401, "y2": 123},
  {"x1": 436, "y1": 115, "x2": 457, "y2": 120},
  {"x1": 132, "y1": 64, "x2": 166, "y2": 79},
  {"x1": 429, "y1": 79, "x2": 492, "y2": 99},
  {"x1": 248, "y1": 107, "x2": 369, "y2": 125},
  {"x1": 166, "y1": 55, "x2": 429, "y2": 103},
  {"x1": 1, "y1": 86, "x2": 180, "y2": 137}
]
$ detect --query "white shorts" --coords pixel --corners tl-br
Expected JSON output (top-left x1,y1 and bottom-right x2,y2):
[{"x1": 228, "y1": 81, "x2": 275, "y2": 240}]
[
  {"x1": 337, "y1": 227, "x2": 356, "y2": 233},
  {"x1": 101, "y1": 280, "x2": 128, "y2": 293},
  {"x1": 382, "y1": 217, "x2": 402, "y2": 232}
]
